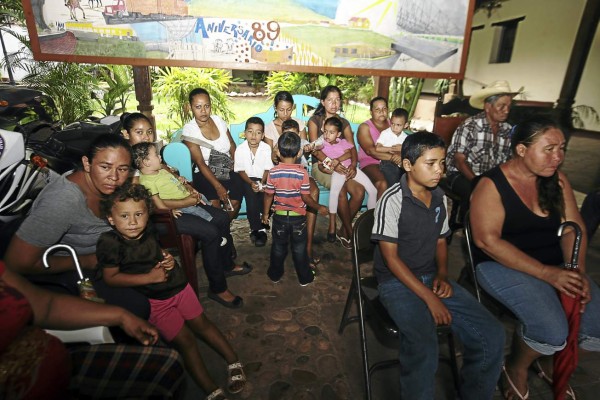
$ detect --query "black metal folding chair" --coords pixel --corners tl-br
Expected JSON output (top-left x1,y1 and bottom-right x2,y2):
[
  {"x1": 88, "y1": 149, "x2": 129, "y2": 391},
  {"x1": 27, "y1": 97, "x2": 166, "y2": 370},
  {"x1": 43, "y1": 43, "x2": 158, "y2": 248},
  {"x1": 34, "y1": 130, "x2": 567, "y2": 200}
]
[
  {"x1": 338, "y1": 209, "x2": 460, "y2": 400},
  {"x1": 463, "y1": 210, "x2": 515, "y2": 319}
]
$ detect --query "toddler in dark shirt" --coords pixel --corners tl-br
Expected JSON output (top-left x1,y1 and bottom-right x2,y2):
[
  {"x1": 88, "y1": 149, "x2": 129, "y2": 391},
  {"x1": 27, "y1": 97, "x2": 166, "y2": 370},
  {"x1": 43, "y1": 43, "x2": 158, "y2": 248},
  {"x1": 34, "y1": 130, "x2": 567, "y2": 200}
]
[{"x1": 97, "y1": 182, "x2": 245, "y2": 400}]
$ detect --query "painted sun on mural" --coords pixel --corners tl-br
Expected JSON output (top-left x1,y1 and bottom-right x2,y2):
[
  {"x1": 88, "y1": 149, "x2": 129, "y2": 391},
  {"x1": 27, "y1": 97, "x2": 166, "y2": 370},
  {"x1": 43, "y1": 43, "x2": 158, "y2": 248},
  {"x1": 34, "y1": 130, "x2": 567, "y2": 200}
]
[{"x1": 25, "y1": 0, "x2": 472, "y2": 76}]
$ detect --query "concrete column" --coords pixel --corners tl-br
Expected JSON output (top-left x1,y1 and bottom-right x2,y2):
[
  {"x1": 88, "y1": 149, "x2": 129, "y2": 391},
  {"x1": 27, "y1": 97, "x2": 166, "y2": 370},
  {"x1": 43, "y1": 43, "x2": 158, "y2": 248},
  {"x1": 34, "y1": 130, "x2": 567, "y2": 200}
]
[{"x1": 554, "y1": 0, "x2": 600, "y2": 133}]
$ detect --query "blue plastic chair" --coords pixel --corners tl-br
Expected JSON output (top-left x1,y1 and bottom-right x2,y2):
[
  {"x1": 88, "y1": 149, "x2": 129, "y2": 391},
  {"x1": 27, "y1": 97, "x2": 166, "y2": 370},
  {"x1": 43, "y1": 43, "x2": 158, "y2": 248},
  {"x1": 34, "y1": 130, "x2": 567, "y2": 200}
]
[
  {"x1": 229, "y1": 94, "x2": 320, "y2": 146},
  {"x1": 162, "y1": 142, "x2": 193, "y2": 181}
]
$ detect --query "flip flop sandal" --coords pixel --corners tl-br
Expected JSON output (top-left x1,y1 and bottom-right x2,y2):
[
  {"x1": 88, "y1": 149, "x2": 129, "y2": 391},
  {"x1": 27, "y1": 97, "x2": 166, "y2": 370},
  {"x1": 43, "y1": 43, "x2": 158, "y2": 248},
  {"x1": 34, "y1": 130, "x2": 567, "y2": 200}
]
[
  {"x1": 336, "y1": 234, "x2": 352, "y2": 250},
  {"x1": 227, "y1": 361, "x2": 246, "y2": 394},
  {"x1": 532, "y1": 359, "x2": 577, "y2": 399},
  {"x1": 224, "y1": 262, "x2": 252, "y2": 277},
  {"x1": 206, "y1": 388, "x2": 228, "y2": 400},
  {"x1": 500, "y1": 365, "x2": 529, "y2": 400}
]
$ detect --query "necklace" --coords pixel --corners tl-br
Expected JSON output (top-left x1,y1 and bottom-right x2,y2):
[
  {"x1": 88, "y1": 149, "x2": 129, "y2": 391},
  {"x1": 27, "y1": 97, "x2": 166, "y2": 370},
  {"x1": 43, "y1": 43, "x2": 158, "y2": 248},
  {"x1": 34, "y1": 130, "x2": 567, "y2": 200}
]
[{"x1": 249, "y1": 147, "x2": 258, "y2": 165}]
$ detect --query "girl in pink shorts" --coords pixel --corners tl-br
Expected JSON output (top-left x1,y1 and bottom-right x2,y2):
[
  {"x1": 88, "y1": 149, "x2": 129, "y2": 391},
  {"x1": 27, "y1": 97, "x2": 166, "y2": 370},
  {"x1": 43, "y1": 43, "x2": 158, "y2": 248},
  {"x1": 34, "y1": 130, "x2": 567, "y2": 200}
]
[
  {"x1": 317, "y1": 117, "x2": 378, "y2": 248},
  {"x1": 97, "y1": 182, "x2": 245, "y2": 400}
]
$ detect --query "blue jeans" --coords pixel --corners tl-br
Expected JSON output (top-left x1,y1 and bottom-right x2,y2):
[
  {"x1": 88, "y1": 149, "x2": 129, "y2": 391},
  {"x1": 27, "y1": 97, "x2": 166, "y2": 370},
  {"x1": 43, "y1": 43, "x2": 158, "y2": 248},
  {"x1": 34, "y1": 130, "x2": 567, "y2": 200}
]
[
  {"x1": 180, "y1": 204, "x2": 212, "y2": 222},
  {"x1": 380, "y1": 160, "x2": 403, "y2": 187},
  {"x1": 477, "y1": 261, "x2": 600, "y2": 354},
  {"x1": 378, "y1": 275, "x2": 505, "y2": 400},
  {"x1": 268, "y1": 214, "x2": 313, "y2": 285}
]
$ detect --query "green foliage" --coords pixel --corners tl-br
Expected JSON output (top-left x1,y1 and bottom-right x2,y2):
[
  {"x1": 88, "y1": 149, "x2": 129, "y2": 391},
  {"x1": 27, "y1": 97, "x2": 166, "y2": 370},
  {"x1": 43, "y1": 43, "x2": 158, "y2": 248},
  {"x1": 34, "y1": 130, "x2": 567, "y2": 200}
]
[
  {"x1": 92, "y1": 65, "x2": 133, "y2": 116},
  {"x1": 153, "y1": 67, "x2": 234, "y2": 129},
  {"x1": 265, "y1": 71, "x2": 315, "y2": 97},
  {"x1": 265, "y1": 71, "x2": 373, "y2": 103},
  {"x1": 0, "y1": 4, "x2": 30, "y2": 75},
  {"x1": 0, "y1": 2, "x2": 25, "y2": 25},
  {"x1": 335, "y1": 75, "x2": 374, "y2": 104},
  {"x1": 22, "y1": 62, "x2": 95, "y2": 125},
  {"x1": 251, "y1": 71, "x2": 268, "y2": 90},
  {"x1": 434, "y1": 79, "x2": 450, "y2": 95},
  {"x1": 389, "y1": 77, "x2": 424, "y2": 120}
]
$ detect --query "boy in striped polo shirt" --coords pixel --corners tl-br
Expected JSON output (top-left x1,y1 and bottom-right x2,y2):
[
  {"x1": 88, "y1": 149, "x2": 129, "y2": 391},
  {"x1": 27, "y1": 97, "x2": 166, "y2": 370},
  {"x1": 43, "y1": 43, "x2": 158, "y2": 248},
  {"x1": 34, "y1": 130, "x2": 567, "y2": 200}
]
[{"x1": 262, "y1": 132, "x2": 328, "y2": 286}]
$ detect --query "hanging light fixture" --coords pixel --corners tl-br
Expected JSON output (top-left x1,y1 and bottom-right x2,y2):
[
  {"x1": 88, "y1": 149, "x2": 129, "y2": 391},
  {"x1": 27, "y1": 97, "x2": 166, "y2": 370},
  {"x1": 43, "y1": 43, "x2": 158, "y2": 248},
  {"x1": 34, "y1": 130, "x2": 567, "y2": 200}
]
[{"x1": 476, "y1": 0, "x2": 507, "y2": 18}]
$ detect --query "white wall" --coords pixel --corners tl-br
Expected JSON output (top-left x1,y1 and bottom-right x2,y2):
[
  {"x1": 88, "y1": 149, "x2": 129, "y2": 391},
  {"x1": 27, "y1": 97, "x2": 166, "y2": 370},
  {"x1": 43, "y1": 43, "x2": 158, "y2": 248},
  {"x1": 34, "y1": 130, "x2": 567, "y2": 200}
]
[{"x1": 463, "y1": 0, "x2": 600, "y2": 130}]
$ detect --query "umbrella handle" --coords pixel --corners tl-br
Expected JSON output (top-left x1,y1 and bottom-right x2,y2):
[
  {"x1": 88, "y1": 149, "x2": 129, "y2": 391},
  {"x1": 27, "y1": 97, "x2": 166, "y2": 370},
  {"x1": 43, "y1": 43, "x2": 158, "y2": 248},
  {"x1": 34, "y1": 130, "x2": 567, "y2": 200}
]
[
  {"x1": 43, "y1": 244, "x2": 85, "y2": 281},
  {"x1": 557, "y1": 221, "x2": 583, "y2": 270}
]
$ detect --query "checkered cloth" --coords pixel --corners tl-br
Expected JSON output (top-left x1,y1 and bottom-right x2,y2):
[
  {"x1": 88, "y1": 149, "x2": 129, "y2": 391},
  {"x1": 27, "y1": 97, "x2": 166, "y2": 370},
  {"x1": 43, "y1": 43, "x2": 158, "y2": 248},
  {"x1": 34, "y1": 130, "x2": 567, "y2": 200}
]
[
  {"x1": 69, "y1": 344, "x2": 184, "y2": 399},
  {"x1": 446, "y1": 112, "x2": 512, "y2": 176}
]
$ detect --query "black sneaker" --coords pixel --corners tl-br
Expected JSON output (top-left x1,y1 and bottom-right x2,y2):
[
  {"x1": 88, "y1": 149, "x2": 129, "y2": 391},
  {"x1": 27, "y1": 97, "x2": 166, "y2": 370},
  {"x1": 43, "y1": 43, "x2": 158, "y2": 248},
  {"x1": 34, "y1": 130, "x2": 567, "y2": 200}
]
[
  {"x1": 255, "y1": 229, "x2": 267, "y2": 247},
  {"x1": 249, "y1": 230, "x2": 259, "y2": 244}
]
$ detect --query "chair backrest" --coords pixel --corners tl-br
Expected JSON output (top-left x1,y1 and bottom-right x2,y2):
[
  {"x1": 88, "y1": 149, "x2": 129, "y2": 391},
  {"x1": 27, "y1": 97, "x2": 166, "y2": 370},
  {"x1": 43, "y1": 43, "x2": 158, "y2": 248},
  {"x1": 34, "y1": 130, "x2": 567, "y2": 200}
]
[
  {"x1": 463, "y1": 211, "x2": 482, "y2": 302},
  {"x1": 162, "y1": 142, "x2": 193, "y2": 181},
  {"x1": 151, "y1": 209, "x2": 181, "y2": 247},
  {"x1": 432, "y1": 115, "x2": 466, "y2": 147},
  {"x1": 229, "y1": 94, "x2": 320, "y2": 146},
  {"x1": 353, "y1": 209, "x2": 376, "y2": 267},
  {"x1": 463, "y1": 211, "x2": 516, "y2": 319},
  {"x1": 151, "y1": 209, "x2": 199, "y2": 295},
  {"x1": 292, "y1": 94, "x2": 320, "y2": 120}
]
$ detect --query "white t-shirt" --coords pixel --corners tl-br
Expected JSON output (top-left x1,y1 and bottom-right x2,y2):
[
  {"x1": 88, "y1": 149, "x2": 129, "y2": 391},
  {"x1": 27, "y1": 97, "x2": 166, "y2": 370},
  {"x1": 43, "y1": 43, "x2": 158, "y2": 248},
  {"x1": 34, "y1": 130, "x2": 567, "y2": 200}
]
[
  {"x1": 377, "y1": 127, "x2": 408, "y2": 147},
  {"x1": 234, "y1": 141, "x2": 274, "y2": 178},
  {"x1": 182, "y1": 115, "x2": 231, "y2": 164}
]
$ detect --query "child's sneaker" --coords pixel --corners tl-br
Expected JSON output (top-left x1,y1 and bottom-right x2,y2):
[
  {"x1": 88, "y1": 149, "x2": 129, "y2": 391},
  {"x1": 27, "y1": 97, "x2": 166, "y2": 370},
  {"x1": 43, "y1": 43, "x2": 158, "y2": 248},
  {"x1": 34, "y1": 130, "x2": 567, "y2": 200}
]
[
  {"x1": 254, "y1": 229, "x2": 267, "y2": 247},
  {"x1": 299, "y1": 275, "x2": 315, "y2": 287},
  {"x1": 250, "y1": 230, "x2": 258, "y2": 244}
]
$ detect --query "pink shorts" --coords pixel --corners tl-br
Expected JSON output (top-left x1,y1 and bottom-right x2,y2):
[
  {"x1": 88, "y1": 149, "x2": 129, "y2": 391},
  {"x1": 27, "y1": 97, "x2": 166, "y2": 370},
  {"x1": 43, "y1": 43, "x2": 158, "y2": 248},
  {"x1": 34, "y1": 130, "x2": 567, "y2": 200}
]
[{"x1": 148, "y1": 284, "x2": 204, "y2": 342}]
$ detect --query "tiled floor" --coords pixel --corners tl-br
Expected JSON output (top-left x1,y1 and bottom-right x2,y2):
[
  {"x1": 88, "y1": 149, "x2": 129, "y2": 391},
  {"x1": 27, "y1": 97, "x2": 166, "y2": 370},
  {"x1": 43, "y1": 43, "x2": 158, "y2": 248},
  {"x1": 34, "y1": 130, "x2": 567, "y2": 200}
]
[{"x1": 184, "y1": 131, "x2": 600, "y2": 400}]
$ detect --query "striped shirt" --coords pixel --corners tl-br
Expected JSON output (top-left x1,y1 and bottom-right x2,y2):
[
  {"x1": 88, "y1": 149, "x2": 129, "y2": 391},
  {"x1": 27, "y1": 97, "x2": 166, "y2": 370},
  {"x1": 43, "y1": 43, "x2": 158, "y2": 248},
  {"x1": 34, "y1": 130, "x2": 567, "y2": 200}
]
[
  {"x1": 371, "y1": 175, "x2": 450, "y2": 282},
  {"x1": 265, "y1": 163, "x2": 310, "y2": 215},
  {"x1": 446, "y1": 112, "x2": 512, "y2": 176}
]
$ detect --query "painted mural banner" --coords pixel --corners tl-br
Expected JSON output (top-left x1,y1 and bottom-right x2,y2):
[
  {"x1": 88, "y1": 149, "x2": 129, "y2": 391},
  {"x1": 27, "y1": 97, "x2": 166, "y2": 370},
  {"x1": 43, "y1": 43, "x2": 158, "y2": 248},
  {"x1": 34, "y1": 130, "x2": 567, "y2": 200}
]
[{"x1": 24, "y1": 0, "x2": 474, "y2": 78}]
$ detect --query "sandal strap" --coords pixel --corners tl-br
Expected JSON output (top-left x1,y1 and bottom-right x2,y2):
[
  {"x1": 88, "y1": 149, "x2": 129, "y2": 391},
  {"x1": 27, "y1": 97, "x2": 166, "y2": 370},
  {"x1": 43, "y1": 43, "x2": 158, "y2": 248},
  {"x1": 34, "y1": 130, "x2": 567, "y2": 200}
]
[
  {"x1": 502, "y1": 366, "x2": 529, "y2": 400},
  {"x1": 206, "y1": 388, "x2": 227, "y2": 400},
  {"x1": 228, "y1": 361, "x2": 243, "y2": 370},
  {"x1": 227, "y1": 361, "x2": 246, "y2": 394}
]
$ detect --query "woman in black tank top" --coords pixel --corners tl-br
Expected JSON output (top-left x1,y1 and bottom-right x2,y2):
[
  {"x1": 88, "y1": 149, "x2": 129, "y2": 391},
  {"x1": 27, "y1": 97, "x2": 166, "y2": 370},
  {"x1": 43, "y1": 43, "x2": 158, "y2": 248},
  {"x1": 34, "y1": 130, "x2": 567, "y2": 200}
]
[{"x1": 469, "y1": 116, "x2": 600, "y2": 400}]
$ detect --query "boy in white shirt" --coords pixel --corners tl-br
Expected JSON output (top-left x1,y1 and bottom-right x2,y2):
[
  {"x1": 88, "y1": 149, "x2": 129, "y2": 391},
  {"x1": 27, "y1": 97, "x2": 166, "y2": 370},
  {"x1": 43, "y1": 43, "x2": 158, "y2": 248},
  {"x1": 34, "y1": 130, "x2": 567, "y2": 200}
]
[
  {"x1": 234, "y1": 117, "x2": 274, "y2": 247},
  {"x1": 376, "y1": 107, "x2": 410, "y2": 187}
]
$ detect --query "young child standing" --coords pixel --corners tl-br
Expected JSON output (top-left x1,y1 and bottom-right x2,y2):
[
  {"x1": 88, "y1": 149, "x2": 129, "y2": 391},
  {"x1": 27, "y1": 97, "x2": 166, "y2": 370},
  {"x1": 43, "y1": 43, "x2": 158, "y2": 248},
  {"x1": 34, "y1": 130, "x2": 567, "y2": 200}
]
[
  {"x1": 319, "y1": 116, "x2": 377, "y2": 249},
  {"x1": 262, "y1": 132, "x2": 328, "y2": 285},
  {"x1": 234, "y1": 117, "x2": 273, "y2": 247},
  {"x1": 376, "y1": 107, "x2": 410, "y2": 187},
  {"x1": 97, "y1": 182, "x2": 246, "y2": 400},
  {"x1": 271, "y1": 119, "x2": 308, "y2": 165},
  {"x1": 371, "y1": 132, "x2": 504, "y2": 400},
  {"x1": 273, "y1": 118, "x2": 322, "y2": 271}
]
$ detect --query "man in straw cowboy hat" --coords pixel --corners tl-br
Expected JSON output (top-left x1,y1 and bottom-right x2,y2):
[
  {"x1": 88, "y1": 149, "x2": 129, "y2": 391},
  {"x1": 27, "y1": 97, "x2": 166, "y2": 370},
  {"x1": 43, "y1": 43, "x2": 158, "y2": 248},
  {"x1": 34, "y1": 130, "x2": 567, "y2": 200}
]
[{"x1": 445, "y1": 80, "x2": 522, "y2": 225}]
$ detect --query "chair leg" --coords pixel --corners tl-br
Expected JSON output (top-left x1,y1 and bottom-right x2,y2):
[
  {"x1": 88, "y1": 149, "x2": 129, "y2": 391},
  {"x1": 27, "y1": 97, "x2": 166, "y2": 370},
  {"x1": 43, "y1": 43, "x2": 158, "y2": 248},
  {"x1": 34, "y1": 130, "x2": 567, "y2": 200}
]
[
  {"x1": 338, "y1": 278, "x2": 358, "y2": 334},
  {"x1": 358, "y1": 301, "x2": 372, "y2": 400}
]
